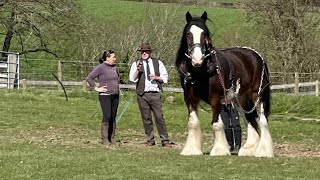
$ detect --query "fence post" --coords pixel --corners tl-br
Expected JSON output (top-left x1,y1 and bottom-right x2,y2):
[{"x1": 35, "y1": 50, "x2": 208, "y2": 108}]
[
  {"x1": 316, "y1": 80, "x2": 319, "y2": 97},
  {"x1": 294, "y1": 72, "x2": 299, "y2": 95},
  {"x1": 57, "y1": 61, "x2": 62, "y2": 90},
  {"x1": 22, "y1": 79, "x2": 26, "y2": 91},
  {"x1": 82, "y1": 80, "x2": 87, "y2": 91}
]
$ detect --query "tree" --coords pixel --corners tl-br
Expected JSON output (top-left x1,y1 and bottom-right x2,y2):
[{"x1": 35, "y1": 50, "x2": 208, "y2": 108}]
[
  {"x1": 0, "y1": 0, "x2": 81, "y2": 57},
  {"x1": 115, "y1": 4, "x2": 182, "y2": 83},
  {"x1": 245, "y1": 0, "x2": 320, "y2": 80}
]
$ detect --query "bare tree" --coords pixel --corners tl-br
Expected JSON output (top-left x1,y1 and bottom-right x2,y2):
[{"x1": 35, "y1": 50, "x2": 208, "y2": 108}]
[
  {"x1": 245, "y1": 0, "x2": 320, "y2": 79},
  {"x1": 115, "y1": 5, "x2": 182, "y2": 82},
  {"x1": 0, "y1": 0, "x2": 80, "y2": 57}
]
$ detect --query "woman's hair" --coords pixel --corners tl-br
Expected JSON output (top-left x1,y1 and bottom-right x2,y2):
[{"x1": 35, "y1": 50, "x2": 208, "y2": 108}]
[{"x1": 99, "y1": 50, "x2": 115, "y2": 64}]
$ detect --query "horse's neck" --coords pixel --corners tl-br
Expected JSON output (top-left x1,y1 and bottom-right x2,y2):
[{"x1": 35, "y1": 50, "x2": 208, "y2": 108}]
[{"x1": 214, "y1": 51, "x2": 235, "y2": 89}]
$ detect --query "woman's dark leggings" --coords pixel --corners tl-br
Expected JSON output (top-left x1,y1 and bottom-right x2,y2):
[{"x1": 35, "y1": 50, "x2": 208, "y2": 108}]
[{"x1": 99, "y1": 94, "x2": 120, "y2": 123}]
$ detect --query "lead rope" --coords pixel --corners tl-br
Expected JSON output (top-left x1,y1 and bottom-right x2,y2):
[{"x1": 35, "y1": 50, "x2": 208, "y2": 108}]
[{"x1": 214, "y1": 51, "x2": 231, "y2": 104}]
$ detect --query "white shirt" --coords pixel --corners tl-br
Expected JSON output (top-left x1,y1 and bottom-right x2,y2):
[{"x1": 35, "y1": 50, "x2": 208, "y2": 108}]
[{"x1": 129, "y1": 58, "x2": 168, "y2": 92}]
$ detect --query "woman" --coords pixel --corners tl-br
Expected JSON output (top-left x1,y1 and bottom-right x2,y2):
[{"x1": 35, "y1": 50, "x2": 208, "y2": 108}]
[{"x1": 85, "y1": 50, "x2": 120, "y2": 145}]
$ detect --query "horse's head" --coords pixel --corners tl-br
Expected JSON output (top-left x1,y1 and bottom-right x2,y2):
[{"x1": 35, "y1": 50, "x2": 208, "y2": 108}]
[{"x1": 183, "y1": 11, "x2": 213, "y2": 67}]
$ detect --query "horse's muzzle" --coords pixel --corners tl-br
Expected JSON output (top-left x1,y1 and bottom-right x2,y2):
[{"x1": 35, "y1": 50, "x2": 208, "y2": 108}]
[{"x1": 192, "y1": 61, "x2": 203, "y2": 67}]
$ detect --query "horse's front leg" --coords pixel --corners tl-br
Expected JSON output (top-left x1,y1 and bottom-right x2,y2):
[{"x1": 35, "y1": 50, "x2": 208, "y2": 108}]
[
  {"x1": 180, "y1": 100, "x2": 203, "y2": 156},
  {"x1": 210, "y1": 98, "x2": 231, "y2": 156}
]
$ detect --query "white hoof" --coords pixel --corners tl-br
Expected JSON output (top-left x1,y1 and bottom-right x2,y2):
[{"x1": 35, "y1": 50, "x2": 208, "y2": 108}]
[
  {"x1": 210, "y1": 147, "x2": 231, "y2": 156},
  {"x1": 238, "y1": 144, "x2": 258, "y2": 156},
  {"x1": 255, "y1": 146, "x2": 274, "y2": 158},
  {"x1": 181, "y1": 147, "x2": 203, "y2": 156}
]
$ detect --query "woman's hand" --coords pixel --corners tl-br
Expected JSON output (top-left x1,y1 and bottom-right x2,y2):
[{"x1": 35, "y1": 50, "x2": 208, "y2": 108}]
[{"x1": 94, "y1": 85, "x2": 108, "y2": 92}]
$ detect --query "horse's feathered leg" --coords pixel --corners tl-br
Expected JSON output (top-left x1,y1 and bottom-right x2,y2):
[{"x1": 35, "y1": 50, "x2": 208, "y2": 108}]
[
  {"x1": 210, "y1": 115, "x2": 231, "y2": 156},
  {"x1": 238, "y1": 123, "x2": 260, "y2": 156},
  {"x1": 255, "y1": 103, "x2": 274, "y2": 157},
  {"x1": 238, "y1": 95, "x2": 260, "y2": 156},
  {"x1": 180, "y1": 111, "x2": 203, "y2": 155},
  {"x1": 209, "y1": 98, "x2": 231, "y2": 156},
  {"x1": 181, "y1": 99, "x2": 203, "y2": 155}
]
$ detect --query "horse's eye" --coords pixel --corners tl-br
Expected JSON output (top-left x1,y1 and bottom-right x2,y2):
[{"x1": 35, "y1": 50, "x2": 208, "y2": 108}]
[{"x1": 186, "y1": 32, "x2": 192, "y2": 37}]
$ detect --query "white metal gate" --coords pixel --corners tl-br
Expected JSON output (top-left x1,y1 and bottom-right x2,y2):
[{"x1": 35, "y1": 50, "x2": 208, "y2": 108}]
[{"x1": 0, "y1": 51, "x2": 20, "y2": 89}]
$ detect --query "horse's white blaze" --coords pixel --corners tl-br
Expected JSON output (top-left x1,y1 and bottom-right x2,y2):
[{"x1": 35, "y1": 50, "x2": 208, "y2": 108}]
[
  {"x1": 180, "y1": 111, "x2": 203, "y2": 155},
  {"x1": 210, "y1": 115, "x2": 231, "y2": 156},
  {"x1": 238, "y1": 123, "x2": 260, "y2": 156},
  {"x1": 255, "y1": 104, "x2": 274, "y2": 158},
  {"x1": 190, "y1": 25, "x2": 204, "y2": 66}
]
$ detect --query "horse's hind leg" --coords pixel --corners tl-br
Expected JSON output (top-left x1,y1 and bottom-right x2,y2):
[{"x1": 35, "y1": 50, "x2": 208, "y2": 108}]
[
  {"x1": 238, "y1": 113, "x2": 260, "y2": 157},
  {"x1": 181, "y1": 111, "x2": 203, "y2": 156},
  {"x1": 238, "y1": 97, "x2": 260, "y2": 157},
  {"x1": 255, "y1": 103, "x2": 274, "y2": 157}
]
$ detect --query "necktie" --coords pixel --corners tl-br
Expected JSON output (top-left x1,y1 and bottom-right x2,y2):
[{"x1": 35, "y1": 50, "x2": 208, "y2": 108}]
[{"x1": 146, "y1": 60, "x2": 151, "y2": 81}]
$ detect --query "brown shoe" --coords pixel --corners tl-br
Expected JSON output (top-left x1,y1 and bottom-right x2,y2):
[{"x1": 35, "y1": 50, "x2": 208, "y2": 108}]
[
  {"x1": 101, "y1": 140, "x2": 111, "y2": 145},
  {"x1": 145, "y1": 141, "x2": 156, "y2": 146},
  {"x1": 162, "y1": 141, "x2": 175, "y2": 148}
]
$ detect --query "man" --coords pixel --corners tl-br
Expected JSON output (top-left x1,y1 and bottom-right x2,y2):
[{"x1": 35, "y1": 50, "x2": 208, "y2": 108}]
[
  {"x1": 220, "y1": 101, "x2": 242, "y2": 154},
  {"x1": 129, "y1": 42, "x2": 173, "y2": 147}
]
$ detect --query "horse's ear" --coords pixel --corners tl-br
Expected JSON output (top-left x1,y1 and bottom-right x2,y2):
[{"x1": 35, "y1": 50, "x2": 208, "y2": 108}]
[
  {"x1": 186, "y1": 11, "x2": 192, "y2": 23},
  {"x1": 201, "y1": 11, "x2": 208, "y2": 22}
]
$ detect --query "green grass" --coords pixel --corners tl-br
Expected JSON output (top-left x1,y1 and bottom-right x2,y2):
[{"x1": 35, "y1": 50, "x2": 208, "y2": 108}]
[
  {"x1": 0, "y1": 90, "x2": 319, "y2": 179},
  {"x1": 79, "y1": 0, "x2": 246, "y2": 46}
]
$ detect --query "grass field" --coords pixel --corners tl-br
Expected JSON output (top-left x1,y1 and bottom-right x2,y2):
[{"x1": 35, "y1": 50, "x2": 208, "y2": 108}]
[
  {"x1": 0, "y1": 89, "x2": 319, "y2": 179},
  {"x1": 79, "y1": 0, "x2": 247, "y2": 46}
]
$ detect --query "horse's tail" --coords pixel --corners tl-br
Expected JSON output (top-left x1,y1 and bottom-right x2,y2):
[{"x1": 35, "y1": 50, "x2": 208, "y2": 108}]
[
  {"x1": 260, "y1": 62, "x2": 271, "y2": 119},
  {"x1": 247, "y1": 46, "x2": 271, "y2": 119},
  {"x1": 261, "y1": 82, "x2": 271, "y2": 119}
]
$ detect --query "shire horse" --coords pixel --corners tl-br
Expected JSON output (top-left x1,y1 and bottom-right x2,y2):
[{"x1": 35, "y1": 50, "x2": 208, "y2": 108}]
[{"x1": 176, "y1": 11, "x2": 274, "y2": 157}]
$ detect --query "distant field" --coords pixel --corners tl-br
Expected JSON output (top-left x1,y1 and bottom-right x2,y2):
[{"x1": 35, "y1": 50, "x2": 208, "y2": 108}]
[{"x1": 79, "y1": 0, "x2": 247, "y2": 46}]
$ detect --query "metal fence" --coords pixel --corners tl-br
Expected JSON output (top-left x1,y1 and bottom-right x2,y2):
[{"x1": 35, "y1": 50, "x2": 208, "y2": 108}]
[
  {"x1": 18, "y1": 58, "x2": 320, "y2": 95},
  {"x1": 19, "y1": 58, "x2": 180, "y2": 88},
  {"x1": 0, "y1": 51, "x2": 20, "y2": 89}
]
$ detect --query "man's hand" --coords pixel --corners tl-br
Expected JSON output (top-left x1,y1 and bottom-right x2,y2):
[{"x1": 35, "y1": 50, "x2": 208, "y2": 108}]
[
  {"x1": 136, "y1": 59, "x2": 142, "y2": 72},
  {"x1": 149, "y1": 74, "x2": 161, "y2": 81}
]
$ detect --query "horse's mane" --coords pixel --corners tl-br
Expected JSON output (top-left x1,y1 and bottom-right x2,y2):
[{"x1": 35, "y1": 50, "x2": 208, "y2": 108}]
[{"x1": 175, "y1": 17, "x2": 212, "y2": 69}]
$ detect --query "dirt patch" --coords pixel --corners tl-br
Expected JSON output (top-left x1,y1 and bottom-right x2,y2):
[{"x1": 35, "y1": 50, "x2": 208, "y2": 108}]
[
  {"x1": 3, "y1": 128, "x2": 319, "y2": 157},
  {"x1": 274, "y1": 142, "x2": 320, "y2": 157}
]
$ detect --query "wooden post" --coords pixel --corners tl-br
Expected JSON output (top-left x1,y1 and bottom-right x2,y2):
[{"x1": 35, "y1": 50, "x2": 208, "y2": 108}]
[
  {"x1": 294, "y1": 72, "x2": 299, "y2": 95},
  {"x1": 83, "y1": 80, "x2": 87, "y2": 91},
  {"x1": 316, "y1": 80, "x2": 319, "y2": 97},
  {"x1": 22, "y1": 79, "x2": 26, "y2": 91},
  {"x1": 57, "y1": 61, "x2": 62, "y2": 90}
]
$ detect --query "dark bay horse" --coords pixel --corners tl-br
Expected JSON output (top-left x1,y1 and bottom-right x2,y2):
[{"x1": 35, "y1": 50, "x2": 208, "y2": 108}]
[{"x1": 175, "y1": 11, "x2": 273, "y2": 157}]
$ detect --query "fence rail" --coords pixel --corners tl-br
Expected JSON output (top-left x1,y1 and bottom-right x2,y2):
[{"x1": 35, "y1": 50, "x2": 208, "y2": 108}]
[
  {"x1": 9, "y1": 58, "x2": 319, "y2": 96},
  {"x1": 20, "y1": 79, "x2": 319, "y2": 96}
]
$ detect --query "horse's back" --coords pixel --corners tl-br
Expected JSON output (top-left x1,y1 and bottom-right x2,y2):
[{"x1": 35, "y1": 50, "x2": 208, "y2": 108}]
[
  {"x1": 219, "y1": 47, "x2": 267, "y2": 76},
  {"x1": 220, "y1": 47, "x2": 264, "y2": 66},
  {"x1": 218, "y1": 46, "x2": 269, "y2": 92}
]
